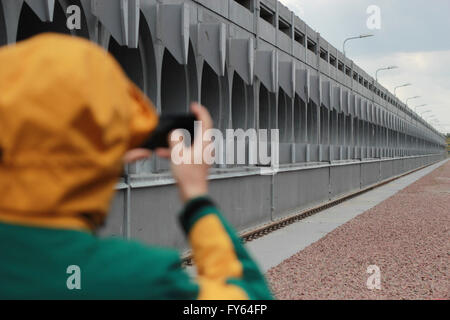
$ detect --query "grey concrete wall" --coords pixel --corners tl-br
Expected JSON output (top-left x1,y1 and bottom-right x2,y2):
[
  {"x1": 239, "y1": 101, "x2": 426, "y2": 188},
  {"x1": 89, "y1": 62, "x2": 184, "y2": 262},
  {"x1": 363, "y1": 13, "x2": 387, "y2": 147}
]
[
  {"x1": 101, "y1": 154, "x2": 445, "y2": 249},
  {"x1": 330, "y1": 162, "x2": 360, "y2": 198},
  {"x1": 380, "y1": 159, "x2": 394, "y2": 181},
  {"x1": 361, "y1": 161, "x2": 380, "y2": 187},
  {"x1": 273, "y1": 165, "x2": 329, "y2": 218},
  {"x1": 99, "y1": 187, "x2": 127, "y2": 238}
]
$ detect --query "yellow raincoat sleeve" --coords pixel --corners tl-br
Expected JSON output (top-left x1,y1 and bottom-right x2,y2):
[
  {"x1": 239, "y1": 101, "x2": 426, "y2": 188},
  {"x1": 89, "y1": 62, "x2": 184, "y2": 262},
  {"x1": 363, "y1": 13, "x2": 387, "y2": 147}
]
[{"x1": 179, "y1": 196, "x2": 273, "y2": 300}]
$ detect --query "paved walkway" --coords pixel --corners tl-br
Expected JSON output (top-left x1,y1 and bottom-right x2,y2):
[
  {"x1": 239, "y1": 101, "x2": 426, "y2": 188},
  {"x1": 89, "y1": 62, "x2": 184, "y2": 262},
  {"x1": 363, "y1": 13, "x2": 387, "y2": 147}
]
[{"x1": 264, "y1": 159, "x2": 449, "y2": 299}]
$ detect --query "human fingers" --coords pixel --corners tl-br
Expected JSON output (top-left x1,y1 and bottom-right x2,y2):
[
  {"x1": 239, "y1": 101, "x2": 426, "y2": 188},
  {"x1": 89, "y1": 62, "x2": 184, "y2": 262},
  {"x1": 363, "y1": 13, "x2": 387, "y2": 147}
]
[
  {"x1": 123, "y1": 148, "x2": 152, "y2": 163},
  {"x1": 191, "y1": 103, "x2": 213, "y2": 131},
  {"x1": 155, "y1": 148, "x2": 171, "y2": 159}
]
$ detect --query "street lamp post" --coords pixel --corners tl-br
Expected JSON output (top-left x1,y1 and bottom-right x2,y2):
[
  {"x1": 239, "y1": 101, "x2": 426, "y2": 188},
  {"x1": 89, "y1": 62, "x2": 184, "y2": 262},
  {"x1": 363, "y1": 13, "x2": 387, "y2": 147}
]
[
  {"x1": 430, "y1": 120, "x2": 444, "y2": 132},
  {"x1": 425, "y1": 116, "x2": 437, "y2": 125},
  {"x1": 343, "y1": 34, "x2": 374, "y2": 56},
  {"x1": 420, "y1": 110, "x2": 431, "y2": 118},
  {"x1": 394, "y1": 83, "x2": 412, "y2": 96},
  {"x1": 406, "y1": 96, "x2": 420, "y2": 106},
  {"x1": 414, "y1": 104, "x2": 427, "y2": 113},
  {"x1": 430, "y1": 119, "x2": 443, "y2": 130},
  {"x1": 375, "y1": 66, "x2": 398, "y2": 82}
]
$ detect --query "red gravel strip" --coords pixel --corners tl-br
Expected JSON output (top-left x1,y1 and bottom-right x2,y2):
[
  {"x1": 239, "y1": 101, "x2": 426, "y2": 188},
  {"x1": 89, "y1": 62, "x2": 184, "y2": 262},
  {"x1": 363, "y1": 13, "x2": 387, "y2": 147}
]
[{"x1": 266, "y1": 160, "x2": 450, "y2": 299}]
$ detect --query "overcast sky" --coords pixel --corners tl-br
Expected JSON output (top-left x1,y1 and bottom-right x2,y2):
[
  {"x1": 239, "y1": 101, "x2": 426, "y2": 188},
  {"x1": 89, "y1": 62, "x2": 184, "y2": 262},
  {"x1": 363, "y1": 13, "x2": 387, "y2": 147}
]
[{"x1": 279, "y1": 0, "x2": 450, "y2": 135}]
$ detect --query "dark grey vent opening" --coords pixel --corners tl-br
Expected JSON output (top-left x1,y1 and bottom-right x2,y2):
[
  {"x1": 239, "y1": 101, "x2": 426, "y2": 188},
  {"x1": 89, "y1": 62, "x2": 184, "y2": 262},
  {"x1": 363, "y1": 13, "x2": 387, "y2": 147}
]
[
  {"x1": 329, "y1": 55, "x2": 337, "y2": 67},
  {"x1": 320, "y1": 48, "x2": 328, "y2": 61},
  {"x1": 278, "y1": 18, "x2": 291, "y2": 36},
  {"x1": 234, "y1": 0, "x2": 253, "y2": 12},
  {"x1": 307, "y1": 39, "x2": 316, "y2": 53},
  {"x1": 260, "y1": 5, "x2": 275, "y2": 25},
  {"x1": 294, "y1": 29, "x2": 305, "y2": 46}
]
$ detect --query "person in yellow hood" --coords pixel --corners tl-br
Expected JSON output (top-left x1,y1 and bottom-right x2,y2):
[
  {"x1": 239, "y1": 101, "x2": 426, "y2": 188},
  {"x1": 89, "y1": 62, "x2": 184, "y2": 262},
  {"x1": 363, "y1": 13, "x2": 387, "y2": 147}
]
[{"x1": 0, "y1": 33, "x2": 273, "y2": 300}]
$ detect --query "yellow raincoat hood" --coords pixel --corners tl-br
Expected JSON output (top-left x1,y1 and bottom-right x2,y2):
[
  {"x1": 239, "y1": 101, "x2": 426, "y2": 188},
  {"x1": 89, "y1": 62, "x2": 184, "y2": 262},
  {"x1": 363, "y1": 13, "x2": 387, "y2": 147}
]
[{"x1": 0, "y1": 34, "x2": 158, "y2": 230}]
